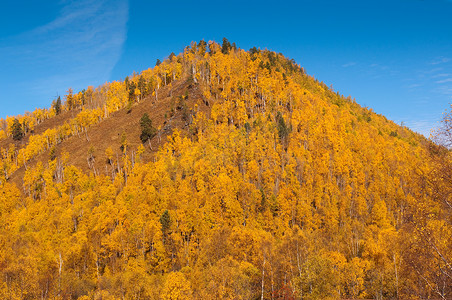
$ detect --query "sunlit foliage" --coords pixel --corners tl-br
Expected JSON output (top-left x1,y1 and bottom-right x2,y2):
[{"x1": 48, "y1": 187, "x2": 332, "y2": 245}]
[{"x1": 0, "y1": 40, "x2": 450, "y2": 299}]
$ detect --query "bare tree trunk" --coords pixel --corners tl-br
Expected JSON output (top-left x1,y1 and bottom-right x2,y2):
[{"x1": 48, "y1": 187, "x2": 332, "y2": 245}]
[
  {"x1": 394, "y1": 254, "x2": 399, "y2": 300},
  {"x1": 261, "y1": 257, "x2": 266, "y2": 300},
  {"x1": 57, "y1": 252, "x2": 63, "y2": 297}
]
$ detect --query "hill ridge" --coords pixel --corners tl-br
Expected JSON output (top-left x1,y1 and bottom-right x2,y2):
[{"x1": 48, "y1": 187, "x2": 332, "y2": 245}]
[{"x1": 0, "y1": 40, "x2": 450, "y2": 299}]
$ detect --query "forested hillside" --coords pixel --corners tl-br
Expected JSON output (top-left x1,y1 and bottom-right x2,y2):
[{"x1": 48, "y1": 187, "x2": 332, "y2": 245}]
[{"x1": 0, "y1": 40, "x2": 451, "y2": 299}]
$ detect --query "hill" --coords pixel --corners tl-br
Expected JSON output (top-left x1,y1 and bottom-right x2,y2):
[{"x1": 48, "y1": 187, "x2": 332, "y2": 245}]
[{"x1": 0, "y1": 40, "x2": 451, "y2": 299}]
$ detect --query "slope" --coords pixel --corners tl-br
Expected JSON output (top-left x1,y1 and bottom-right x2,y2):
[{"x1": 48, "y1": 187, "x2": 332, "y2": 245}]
[
  {"x1": 0, "y1": 40, "x2": 450, "y2": 300},
  {"x1": 6, "y1": 77, "x2": 207, "y2": 190}
]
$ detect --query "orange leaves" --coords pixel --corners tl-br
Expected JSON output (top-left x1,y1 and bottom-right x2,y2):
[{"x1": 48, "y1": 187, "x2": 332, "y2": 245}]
[
  {"x1": 0, "y1": 40, "x2": 449, "y2": 298},
  {"x1": 105, "y1": 81, "x2": 127, "y2": 114},
  {"x1": 76, "y1": 107, "x2": 103, "y2": 130},
  {"x1": 162, "y1": 272, "x2": 192, "y2": 300}
]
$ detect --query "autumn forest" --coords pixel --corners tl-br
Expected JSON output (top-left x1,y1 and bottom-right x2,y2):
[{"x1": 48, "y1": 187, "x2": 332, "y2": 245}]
[{"x1": 0, "y1": 40, "x2": 451, "y2": 299}]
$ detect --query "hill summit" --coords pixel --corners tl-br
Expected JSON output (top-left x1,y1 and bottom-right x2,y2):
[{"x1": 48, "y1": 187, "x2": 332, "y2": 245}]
[{"x1": 0, "y1": 39, "x2": 451, "y2": 299}]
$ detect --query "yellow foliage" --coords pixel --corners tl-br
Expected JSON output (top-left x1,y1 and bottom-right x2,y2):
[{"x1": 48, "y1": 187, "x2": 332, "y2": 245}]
[
  {"x1": 162, "y1": 272, "x2": 192, "y2": 300},
  {"x1": 0, "y1": 40, "x2": 449, "y2": 299}
]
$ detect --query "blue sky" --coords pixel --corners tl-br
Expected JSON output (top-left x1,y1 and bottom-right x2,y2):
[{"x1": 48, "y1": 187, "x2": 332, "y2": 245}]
[{"x1": 1, "y1": 0, "x2": 452, "y2": 136}]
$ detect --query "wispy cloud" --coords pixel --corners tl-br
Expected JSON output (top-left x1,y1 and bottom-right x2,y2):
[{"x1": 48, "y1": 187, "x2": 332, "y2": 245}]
[
  {"x1": 402, "y1": 114, "x2": 442, "y2": 138},
  {"x1": 430, "y1": 57, "x2": 450, "y2": 65},
  {"x1": 397, "y1": 56, "x2": 452, "y2": 137},
  {"x1": 435, "y1": 85, "x2": 452, "y2": 96},
  {"x1": 342, "y1": 62, "x2": 356, "y2": 68},
  {"x1": 405, "y1": 120, "x2": 437, "y2": 137},
  {"x1": 432, "y1": 73, "x2": 450, "y2": 78},
  {"x1": 436, "y1": 78, "x2": 452, "y2": 84},
  {"x1": 367, "y1": 63, "x2": 391, "y2": 79},
  {"x1": 369, "y1": 63, "x2": 389, "y2": 70},
  {"x1": 0, "y1": 0, "x2": 128, "y2": 116},
  {"x1": 425, "y1": 67, "x2": 444, "y2": 74},
  {"x1": 405, "y1": 83, "x2": 422, "y2": 89}
]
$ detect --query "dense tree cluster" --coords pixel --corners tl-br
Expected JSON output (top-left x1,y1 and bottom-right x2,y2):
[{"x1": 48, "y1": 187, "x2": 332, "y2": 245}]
[{"x1": 0, "y1": 40, "x2": 450, "y2": 299}]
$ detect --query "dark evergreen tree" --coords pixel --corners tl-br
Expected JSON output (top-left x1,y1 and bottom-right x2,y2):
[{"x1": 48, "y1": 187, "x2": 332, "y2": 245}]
[
  {"x1": 222, "y1": 37, "x2": 231, "y2": 54},
  {"x1": 11, "y1": 119, "x2": 24, "y2": 141},
  {"x1": 249, "y1": 47, "x2": 259, "y2": 55},
  {"x1": 276, "y1": 111, "x2": 290, "y2": 142},
  {"x1": 138, "y1": 75, "x2": 146, "y2": 97},
  {"x1": 128, "y1": 81, "x2": 136, "y2": 102},
  {"x1": 124, "y1": 76, "x2": 129, "y2": 89},
  {"x1": 53, "y1": 96, "x2": 62, "y2": 115},
  {"x1": 80, "y1": 89, "x2": 86, "y2": 106},
  {"x1": 155, "y1": 59, "x2": 161, "y2": 66},
  {"x1": 140, "y1": 113, "x2": 157, "y2": 143},
  {"x1": 249, "y1": 47, "x2": 259, "y2": 60},
  {"x1": 160, "y1": 209, "x2": 171, "y2": 244},
  {"x1": 160, "y1": 210, "x2": 171, "y2": 232},
  {"x1": 49, "y1": 146, "x2": 56, "y2": 161}
]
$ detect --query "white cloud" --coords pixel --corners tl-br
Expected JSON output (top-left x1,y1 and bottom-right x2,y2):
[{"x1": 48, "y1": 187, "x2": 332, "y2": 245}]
[
  {"x1": 342, "y1": 62, "x2": 356, "y2": 68},
  {"x1": 406, "y1": 83, "x2": 422, "y2": 89},
  {"x1": 368, "y1": 63, "x2": 389, "y2": 71},
  {"x1": 430, "y1": 57, "x2": 451, "y2": 65},
  {"x1": 425, "y1": 67, "x2": 444, "y2": 74},
  {"x1": 0, "y1": 0, "x2": 129, "y2": 114},
  {"x1": 432, "y1": 73, "x2": 450, "y2": 78},
  {"x1": 403, "y1": 117, "x2": 441, "y2": 138},
  {"x1": 435, "y1": 85, "x2": 452, "y2": 95},
  {"x1": 436, "y1": 78, "x2": 452, "y2": 84}
]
